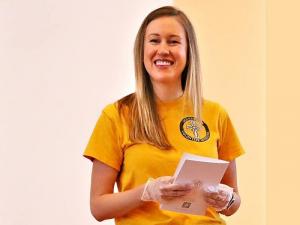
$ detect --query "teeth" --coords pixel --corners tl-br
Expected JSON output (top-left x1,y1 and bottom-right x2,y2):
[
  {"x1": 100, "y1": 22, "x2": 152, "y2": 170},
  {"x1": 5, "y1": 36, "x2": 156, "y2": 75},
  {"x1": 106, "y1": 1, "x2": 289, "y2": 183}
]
[{"x1": 155, "y1": 60, "x2": 172, "y2": 66}]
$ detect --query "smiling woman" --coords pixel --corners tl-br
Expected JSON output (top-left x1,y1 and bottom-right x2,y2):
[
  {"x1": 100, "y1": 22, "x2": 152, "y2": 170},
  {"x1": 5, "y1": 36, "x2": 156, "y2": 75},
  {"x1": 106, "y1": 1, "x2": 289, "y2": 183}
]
[
  {"x1": 143, "y1": 16, "x2": 187, "y2": 91},
  {"x1": 83, "y1": 6, "x2": 244, "y2": 225}
]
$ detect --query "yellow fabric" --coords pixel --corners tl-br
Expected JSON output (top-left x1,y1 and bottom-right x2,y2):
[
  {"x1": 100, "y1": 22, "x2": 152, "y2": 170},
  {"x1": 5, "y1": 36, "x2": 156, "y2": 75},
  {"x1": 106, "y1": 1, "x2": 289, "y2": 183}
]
[{"x1": 83, "y1": 96, "x2": 244, "y2": 225}]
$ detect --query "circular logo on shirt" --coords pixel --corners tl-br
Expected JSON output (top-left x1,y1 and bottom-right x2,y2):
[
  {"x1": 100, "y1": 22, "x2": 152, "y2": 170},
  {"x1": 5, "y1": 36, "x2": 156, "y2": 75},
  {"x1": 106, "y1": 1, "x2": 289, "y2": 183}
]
[{"x1": 179, "y1": 117, "x2": 210, "y2": 142}]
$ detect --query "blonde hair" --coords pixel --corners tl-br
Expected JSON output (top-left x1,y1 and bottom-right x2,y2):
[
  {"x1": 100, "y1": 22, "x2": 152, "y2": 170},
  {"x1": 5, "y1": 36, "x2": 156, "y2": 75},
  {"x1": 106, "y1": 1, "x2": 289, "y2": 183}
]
[{"x1": 118, "y1": 6, "x2": 203, "y2": 149}]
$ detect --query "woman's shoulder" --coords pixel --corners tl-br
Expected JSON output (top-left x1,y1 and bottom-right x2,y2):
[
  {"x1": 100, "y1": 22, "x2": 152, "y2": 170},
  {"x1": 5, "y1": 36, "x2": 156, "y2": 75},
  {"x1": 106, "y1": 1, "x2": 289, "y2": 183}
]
[
  {"x1": 202, "y1": 99, "x2": 230, "y2": 124},
  {"x1": 102, "y1": 93, "x2": 135, "y2": 119},
  {"x1": 202, "y1": 98, "x2": 226, "y2": 113},
  {"x1": 102, "y1": 103, "x2": 118, "y2": 117}
]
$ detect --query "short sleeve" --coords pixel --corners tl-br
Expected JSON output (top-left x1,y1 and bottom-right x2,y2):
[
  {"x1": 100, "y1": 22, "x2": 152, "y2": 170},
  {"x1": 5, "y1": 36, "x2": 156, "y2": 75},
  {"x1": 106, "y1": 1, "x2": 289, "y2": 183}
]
[
  {"x1": 83, "y1": 105, "x2": 123, "y2": 171},
  {"x1": 217, "y1": 106, "x2": 245, "y2": 161}
]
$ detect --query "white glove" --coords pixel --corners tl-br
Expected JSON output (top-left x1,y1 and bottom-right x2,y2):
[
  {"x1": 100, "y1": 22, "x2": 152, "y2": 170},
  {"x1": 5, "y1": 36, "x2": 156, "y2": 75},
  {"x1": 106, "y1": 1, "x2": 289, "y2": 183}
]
[
  {"x1": 202, "y1": 183, "x2": 234, "y2": 211},
  {"x1": 141, "y1": 176, "x2": 194, "y2": 202}
]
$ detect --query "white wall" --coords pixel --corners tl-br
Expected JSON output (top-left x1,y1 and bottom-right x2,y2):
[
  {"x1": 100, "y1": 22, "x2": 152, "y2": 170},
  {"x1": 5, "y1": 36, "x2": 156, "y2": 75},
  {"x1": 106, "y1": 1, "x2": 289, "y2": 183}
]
[{"x1": 0, "y1": 1, "x2": 172, "y2": 225}]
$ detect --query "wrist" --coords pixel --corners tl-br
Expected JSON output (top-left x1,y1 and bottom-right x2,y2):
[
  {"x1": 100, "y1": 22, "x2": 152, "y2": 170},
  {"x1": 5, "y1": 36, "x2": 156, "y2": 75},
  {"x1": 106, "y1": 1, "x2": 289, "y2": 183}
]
[
  {"x1": 220, "y1": 192, "x2": 240, "y2": 216},
  {"x1": 226, "y1": 192, "x2": 235, "y2": 210},
  {"x1": 141, "y1": 178, "x2": 155, "y2": 202}
]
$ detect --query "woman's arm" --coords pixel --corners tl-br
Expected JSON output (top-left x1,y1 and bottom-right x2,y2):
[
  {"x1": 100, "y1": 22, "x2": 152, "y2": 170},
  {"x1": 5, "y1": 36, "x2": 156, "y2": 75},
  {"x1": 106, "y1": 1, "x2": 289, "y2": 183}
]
[
  {"x1": 219, "y1": 159, "x2": 241, "y2": 216},
  {"x1": 90, "y1": 159, "x2": 194, "y2": 221},
  {"x1": 90, "y1": 159, "x2": 145, "y2": 221}
]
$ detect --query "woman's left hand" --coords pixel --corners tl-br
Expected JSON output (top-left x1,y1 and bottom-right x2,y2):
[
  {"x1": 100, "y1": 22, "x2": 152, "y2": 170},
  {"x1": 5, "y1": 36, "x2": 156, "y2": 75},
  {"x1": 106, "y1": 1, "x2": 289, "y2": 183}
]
[{"x1": 202, "y1": 183, "x2": 233, "y2": 212}]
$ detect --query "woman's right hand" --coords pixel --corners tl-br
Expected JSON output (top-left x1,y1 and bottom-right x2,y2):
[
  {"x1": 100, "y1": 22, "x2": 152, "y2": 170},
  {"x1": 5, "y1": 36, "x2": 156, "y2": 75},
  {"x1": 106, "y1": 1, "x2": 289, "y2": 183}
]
[{"x1": 141, "y1": 176, "x2": 194, "y2": 202}]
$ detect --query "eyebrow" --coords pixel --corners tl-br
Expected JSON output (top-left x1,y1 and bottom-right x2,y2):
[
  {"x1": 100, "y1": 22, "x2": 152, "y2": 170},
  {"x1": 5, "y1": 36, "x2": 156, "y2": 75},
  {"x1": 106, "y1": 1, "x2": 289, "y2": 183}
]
[{"x1": 147, "y1": 33, "x2": 182, "y2": 39}]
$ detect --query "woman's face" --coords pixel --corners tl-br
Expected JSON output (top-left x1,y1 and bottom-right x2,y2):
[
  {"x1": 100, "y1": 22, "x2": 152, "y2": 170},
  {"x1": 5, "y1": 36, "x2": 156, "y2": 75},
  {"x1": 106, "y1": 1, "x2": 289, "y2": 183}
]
[{"x1": 143, "y1": 16, "x2": 187, "y2": 87}]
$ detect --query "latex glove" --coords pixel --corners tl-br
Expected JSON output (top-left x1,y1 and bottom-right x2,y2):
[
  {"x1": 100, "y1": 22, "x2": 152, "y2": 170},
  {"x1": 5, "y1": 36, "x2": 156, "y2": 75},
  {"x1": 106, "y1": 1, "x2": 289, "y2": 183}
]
[
  {"x1": 141, "y1": 176, "x2": 194, "y2": 202},
  {"x1": 202, "y1": 183, "x2": 233, "y2": 211}
]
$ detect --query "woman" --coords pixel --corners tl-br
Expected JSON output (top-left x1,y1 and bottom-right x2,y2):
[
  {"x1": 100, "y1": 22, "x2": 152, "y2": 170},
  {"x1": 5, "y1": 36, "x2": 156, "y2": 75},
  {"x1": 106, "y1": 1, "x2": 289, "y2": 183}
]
[{"x1": 84, "y1": 6, "x2": 244, "y2": 225}]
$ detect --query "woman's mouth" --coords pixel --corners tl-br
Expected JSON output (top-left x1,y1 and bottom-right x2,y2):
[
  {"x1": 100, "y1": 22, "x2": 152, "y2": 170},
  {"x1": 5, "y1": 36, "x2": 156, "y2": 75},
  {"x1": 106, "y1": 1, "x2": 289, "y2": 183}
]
[{"x1": 154, "y1": 59, "x2": 174, "y2": 66}]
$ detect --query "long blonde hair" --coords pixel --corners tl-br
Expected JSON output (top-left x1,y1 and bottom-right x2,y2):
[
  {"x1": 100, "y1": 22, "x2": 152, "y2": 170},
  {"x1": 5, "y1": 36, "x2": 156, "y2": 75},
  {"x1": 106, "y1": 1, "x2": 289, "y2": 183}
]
[{"x1": 118, "y1": 6, "x2": 203, "y2": 149}]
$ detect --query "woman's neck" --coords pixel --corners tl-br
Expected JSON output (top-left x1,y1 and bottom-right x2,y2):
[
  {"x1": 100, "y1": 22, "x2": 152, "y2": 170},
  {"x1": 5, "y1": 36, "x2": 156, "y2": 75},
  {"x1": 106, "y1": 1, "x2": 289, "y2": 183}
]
[{"x1": 152, "y1": 81, "x2": 183, "y2": 102}]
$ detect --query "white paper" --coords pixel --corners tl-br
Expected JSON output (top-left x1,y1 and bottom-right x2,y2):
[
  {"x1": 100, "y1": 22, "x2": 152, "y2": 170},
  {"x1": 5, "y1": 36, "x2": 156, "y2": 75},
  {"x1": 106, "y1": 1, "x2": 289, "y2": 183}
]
[{"x1": 160, "y1": 153, "x2": 229, "y2": 215}]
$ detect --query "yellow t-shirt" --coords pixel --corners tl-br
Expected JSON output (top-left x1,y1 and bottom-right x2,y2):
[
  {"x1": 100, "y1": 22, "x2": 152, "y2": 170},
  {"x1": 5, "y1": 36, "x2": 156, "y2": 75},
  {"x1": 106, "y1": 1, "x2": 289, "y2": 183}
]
[{"x1": 84, "y1": 96, "x2": 244, "y2": 225}]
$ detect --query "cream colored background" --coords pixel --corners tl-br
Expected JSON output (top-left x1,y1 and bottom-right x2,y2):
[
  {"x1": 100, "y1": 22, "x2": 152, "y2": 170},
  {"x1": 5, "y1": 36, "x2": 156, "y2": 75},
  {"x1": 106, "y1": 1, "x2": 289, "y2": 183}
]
[
  {"x1": 267, "y1": 0, "x2": 300, "y2": 224},
  {"x1": 176, "y1": 1, "x2": 300, "y2": 225},
  {"x1": 1, "y1": 0, "x2": 298, "y2": 225},
  {"x1": 174, "y1": 1, "x2": 266, "y2": 225},
  {"x1": 0, "y1": 1, "x2": 171, "y2": 225}
]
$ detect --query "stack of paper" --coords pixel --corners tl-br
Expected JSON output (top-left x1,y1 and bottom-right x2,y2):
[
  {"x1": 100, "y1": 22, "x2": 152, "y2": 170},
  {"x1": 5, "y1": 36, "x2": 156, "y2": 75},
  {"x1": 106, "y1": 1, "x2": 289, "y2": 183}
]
[{"x1": 160, "y1": 153, "x2": 229, "y2": 215}]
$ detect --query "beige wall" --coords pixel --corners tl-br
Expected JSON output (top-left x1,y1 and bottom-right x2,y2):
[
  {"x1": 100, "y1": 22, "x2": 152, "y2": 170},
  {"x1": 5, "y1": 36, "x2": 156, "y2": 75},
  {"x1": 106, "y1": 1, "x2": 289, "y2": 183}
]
[
  {"x1": 2, "y1": 1, "x2": 299, "y2": 224},
  {"x1": 176, "y1": 1, "x2": 300, "y2": 225},
  {"x1": 174, "y1": 1, "x2": 266, "y2": 225},
  {"x1": 267, "y1": 0, "x2": 300, "y2": 224}
]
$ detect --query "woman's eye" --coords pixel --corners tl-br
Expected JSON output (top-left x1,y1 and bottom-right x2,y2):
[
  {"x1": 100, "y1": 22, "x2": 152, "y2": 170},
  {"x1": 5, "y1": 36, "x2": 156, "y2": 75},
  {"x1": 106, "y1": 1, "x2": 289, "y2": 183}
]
[
  {"x1": 150, "y1": 39, "x2": 159, "y2": 43},
  {"x1": 169, "y1": 40, "x2": 180, "y2": 44}
]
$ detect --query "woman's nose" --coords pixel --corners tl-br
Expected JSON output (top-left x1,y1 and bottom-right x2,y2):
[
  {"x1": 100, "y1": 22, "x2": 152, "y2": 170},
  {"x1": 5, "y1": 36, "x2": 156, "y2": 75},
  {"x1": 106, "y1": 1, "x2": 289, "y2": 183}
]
[{"x1": 157, "y1": 43, "x2": 170, "y2": 56}]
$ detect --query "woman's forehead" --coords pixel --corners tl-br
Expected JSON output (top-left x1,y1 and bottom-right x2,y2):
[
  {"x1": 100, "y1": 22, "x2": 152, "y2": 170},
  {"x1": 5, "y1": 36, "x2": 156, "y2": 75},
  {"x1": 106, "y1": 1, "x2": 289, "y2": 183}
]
[{"x1": 145, "y1": 16, "x2": 186, "y2": 38}]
